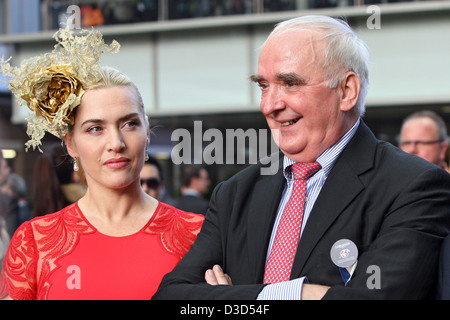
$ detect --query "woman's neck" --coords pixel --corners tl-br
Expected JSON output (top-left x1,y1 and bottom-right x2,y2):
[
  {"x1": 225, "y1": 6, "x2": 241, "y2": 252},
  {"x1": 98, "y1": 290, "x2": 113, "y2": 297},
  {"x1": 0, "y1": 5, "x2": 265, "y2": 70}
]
[{"x1": 77, "y1": 182, "x2": 158, "y2": 236}]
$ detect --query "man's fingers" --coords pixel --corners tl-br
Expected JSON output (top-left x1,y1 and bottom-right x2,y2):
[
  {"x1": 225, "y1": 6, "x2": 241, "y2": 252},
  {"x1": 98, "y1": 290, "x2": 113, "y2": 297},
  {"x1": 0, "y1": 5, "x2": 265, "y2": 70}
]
[
  {"x1": 205, "y1": 269, "x2": 218, "y2": 285},
  {"x1": 212, "y1": 265, "x2": 229, "y2": 285},
  {"x1": 205, "y1": 265, "x2": 232, "y2": 285}
]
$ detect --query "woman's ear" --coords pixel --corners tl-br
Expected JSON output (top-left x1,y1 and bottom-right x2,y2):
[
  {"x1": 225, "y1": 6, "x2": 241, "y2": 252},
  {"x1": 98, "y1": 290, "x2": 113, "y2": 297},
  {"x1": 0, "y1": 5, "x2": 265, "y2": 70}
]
[
  {"x1": 64, "y1": 134, "x2": 78, "y2": 158},
  {"x1": 339, "y1": 71, "x2": 361, "y2": 112}
]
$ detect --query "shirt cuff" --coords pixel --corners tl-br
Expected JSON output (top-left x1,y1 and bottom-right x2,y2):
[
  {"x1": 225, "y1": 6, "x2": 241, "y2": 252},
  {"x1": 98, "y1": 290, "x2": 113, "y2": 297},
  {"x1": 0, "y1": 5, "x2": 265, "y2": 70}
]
[{"x1": 256, "y1": 277, "x2": 307, "y2": 300}]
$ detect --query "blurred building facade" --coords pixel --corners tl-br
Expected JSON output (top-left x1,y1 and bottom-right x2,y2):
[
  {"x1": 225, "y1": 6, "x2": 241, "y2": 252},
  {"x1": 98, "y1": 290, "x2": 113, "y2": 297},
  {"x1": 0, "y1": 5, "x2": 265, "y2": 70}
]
[{"x1": 1, "y1": 0, "x2": 449, "y2": 198}]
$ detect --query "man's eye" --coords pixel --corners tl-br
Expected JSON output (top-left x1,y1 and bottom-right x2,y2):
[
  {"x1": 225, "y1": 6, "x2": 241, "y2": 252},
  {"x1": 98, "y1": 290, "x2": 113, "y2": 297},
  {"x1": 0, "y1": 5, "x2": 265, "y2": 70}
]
[
  {"x1": 285, "y1": 80, "x2": 301, "y2": 88},
  {"x1": 258, "y1": 82, "x2": 268, "y2": 90}
]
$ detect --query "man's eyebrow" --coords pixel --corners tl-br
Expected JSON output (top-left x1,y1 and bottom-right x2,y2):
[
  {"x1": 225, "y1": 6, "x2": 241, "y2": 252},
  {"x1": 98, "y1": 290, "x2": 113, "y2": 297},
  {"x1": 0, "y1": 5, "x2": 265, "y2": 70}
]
[
  {"x1": 276, "y1": 72, "x2": 307, "y2": 85},
  {"x1": 249, "y1": 73, "x2": 307, "y2": 86},
  {"x1": 249, "y1": 74, "x2": 264, "y2": 83}
]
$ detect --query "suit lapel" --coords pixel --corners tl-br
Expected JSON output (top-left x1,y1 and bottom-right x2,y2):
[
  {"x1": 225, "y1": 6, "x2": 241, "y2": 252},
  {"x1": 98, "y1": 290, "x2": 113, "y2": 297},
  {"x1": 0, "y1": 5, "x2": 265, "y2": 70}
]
[
  {"x1": 290, "y1": 121, "x2": 377, "y2": 279},
  {"x1": 247, "y1": 153, "x2": 285, "y2": 282}
]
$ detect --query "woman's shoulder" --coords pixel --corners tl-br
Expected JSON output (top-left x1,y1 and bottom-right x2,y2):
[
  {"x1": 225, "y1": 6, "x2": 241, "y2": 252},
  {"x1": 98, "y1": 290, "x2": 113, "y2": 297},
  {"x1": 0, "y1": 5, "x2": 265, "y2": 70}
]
[
  {"x1": 145, "y1": 201, "x2": 205, "y2": 259},
  {"x1": 21, "y1": 203, "x2": 93, "y2": 248},
  {"x1": 26, "y1": 203, "x2": 82, "y2": 229},
  {"x1": 156, "y1": 201, "x2": 205, "y2": 223},
  {"x1": 152, "y1": 201, "x2": 205, "y2": 233}
]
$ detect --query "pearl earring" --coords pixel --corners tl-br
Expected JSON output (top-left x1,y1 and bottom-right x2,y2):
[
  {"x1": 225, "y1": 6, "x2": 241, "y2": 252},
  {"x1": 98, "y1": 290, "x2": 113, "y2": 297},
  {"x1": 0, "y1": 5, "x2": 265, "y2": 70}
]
[
  {"x1": 73, "y1": 158, "x2": 79, "y2": 172},
  {"x1": 145, "y1": 152, "x2": 149, "y2": 161}
]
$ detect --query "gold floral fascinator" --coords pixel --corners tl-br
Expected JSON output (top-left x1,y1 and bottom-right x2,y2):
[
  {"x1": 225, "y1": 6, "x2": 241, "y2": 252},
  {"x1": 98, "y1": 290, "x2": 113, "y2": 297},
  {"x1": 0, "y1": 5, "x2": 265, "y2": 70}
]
[{"x1": 0, "y1": 27, "x2": 120, "y2": 151}]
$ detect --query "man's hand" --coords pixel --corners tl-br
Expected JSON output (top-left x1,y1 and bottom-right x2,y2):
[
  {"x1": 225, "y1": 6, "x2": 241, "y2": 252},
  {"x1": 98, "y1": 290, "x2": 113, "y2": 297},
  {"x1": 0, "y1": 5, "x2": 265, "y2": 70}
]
[
  {"x1": 205, "y1": 265, "x2": 233, "y2": 285},
  {"x1": 301, "y1": 283, "x2": 330, "y2": 300},
  {"x1": 204, "y1": 264, "x2": 330, "y2": 300}
]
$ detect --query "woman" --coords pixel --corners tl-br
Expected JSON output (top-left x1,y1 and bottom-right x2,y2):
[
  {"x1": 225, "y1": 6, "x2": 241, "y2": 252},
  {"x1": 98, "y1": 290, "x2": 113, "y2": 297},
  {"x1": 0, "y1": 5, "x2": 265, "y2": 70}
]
[{"x1": 0, "y1": 29, "x2": 204, "y2": 300}]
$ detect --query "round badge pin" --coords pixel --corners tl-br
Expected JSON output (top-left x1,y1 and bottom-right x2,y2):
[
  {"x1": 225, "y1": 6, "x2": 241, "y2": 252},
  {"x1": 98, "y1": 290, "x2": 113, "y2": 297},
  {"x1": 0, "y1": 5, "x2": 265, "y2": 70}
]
[{"x1": 330, "y1": 239, "x2": 358, "y2": 268}]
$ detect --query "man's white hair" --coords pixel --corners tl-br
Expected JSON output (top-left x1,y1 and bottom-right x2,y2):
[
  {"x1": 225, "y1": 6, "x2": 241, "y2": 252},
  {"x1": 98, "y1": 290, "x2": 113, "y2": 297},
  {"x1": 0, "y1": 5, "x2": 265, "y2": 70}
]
[{"x1": 267, "y1": 15, "x2": 370, "y2": 117}]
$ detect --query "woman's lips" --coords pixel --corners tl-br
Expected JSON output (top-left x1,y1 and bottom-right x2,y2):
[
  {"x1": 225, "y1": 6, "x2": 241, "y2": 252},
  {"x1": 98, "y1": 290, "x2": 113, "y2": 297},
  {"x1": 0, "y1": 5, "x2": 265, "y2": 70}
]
[{"x1": 104, "y1": 157, "x2": 130, "y2": 169}]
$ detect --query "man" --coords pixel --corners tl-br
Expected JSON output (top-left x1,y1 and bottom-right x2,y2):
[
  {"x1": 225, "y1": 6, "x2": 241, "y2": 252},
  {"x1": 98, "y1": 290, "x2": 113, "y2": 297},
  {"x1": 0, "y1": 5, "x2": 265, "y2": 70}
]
[
  {"x1": 175, "y1": 165, "x2": 210, "y2": 215},
  {"x1": 153, "y1": 15, "x2": 450, "y2": 300},
  {"x1": 399, "y1": 110, "x2": 448, "y2": 169},
  {"x1": 140, "y1": 155, "x2": 176, "y2": 205}
]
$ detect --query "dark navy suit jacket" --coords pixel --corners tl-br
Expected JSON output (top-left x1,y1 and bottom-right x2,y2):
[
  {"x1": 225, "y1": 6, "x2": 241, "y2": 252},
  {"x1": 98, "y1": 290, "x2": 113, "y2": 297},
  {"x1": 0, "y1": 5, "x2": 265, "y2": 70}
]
[{"x1": 154, "y1": 121, "x2": 450, "y2": 300}]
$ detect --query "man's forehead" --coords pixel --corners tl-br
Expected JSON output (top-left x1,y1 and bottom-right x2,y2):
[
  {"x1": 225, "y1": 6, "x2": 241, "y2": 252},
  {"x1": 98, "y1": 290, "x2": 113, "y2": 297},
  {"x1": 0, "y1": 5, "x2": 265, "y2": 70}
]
[
  {"x1": 267, "y1": 27, "x2": 325, "y2": 47},
  {"x1": 258, "y1": 29, "x2": 326, "y2": 77}
]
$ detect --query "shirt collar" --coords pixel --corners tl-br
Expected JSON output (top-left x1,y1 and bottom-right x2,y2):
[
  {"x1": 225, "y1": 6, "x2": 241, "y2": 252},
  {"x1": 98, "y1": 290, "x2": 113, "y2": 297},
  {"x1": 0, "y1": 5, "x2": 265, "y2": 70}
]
[{"x1": 283, "y1": 118, "x2": 361, "y2": 180}]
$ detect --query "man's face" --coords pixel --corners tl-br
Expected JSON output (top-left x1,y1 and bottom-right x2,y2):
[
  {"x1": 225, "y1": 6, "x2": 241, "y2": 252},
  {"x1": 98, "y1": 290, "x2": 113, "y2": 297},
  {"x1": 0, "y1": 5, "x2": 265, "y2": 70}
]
[
  {"x1": 140, "y1": 164, "x2": 162, "y2": 199},
  {"x1": 254, "y1": 30, "x2": 356, "y2": 163},
  {"x1": 400, "y1": 117, "x2": 447, "y2": 167}
]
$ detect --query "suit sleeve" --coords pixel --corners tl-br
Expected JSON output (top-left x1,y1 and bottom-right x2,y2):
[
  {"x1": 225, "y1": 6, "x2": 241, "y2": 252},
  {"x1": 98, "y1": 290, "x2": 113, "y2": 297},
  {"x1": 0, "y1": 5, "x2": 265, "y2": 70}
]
[
  {"x1": 152, "y1": 182, "x2": 266, "y2": 300},
  {"x1": 323, "y1": 166, "x2": 450, "y2": 299}
]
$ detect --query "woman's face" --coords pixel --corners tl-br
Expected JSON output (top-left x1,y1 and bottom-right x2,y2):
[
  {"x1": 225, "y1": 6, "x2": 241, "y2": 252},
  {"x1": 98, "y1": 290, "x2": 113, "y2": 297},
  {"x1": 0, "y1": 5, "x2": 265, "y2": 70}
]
[{"x1": 65, "y1": 86, "x2": 149, "y2": 190}]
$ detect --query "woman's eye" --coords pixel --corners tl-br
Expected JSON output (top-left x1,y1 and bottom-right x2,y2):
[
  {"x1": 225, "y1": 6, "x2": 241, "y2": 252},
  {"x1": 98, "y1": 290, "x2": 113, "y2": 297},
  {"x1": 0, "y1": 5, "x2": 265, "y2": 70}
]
[
  {"x1": 87, "y1": 126, "x2": 102, "y2": 133},
  {"x1": 123, "y1": 120, "x2": 139, "y2": 129}
]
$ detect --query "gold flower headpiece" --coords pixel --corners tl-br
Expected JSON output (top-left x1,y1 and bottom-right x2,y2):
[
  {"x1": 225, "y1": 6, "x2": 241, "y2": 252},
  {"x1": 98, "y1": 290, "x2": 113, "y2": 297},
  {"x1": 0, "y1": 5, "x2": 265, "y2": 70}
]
[{"x1": 0, "y1": 27, "x2": 120, "y2": 151}]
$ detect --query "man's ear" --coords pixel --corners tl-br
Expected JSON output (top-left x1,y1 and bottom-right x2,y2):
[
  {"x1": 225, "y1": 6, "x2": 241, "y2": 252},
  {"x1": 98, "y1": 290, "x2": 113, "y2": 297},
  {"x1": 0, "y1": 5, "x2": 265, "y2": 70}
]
[{"x1": 339, "y1": 71, "x2": 361, "y2": 112}]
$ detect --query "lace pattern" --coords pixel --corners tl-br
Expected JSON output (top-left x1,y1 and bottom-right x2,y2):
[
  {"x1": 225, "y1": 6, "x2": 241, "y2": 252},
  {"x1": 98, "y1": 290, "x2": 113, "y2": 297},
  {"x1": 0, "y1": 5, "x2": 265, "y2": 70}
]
[
  {"x1": 145, "y1": 204, "x2": 204, "y2": 259},
  {"x1": 0, "y1": 202, "x2": 203, "y2": 300},
  {"x1": 0, "y1": 203, "x2": 94, "y2": 299}
]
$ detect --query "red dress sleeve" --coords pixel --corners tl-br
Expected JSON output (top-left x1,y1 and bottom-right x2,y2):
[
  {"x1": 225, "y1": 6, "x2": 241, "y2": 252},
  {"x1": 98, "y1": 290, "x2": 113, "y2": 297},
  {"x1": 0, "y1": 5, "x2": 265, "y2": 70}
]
[
  {"x1": 145, "y1": 204, "x2": 204, "y2": 259},
  {"x1": 0, "y1": 221, "x2": 38, "y2": 300}
]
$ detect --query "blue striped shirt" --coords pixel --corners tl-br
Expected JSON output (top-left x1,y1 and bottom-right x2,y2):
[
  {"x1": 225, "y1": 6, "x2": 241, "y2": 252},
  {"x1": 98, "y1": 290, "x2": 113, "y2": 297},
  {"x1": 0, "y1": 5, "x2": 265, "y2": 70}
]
[{"x1": 257, "y1": 118, "x2": 360, "y2": 300}]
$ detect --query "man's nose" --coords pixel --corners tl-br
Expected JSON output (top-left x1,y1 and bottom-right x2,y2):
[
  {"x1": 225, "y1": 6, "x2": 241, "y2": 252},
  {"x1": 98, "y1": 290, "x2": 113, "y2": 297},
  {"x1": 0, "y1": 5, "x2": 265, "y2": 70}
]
[{"x1": 260, "y1": 86, "x2": 286, "y2": 115}]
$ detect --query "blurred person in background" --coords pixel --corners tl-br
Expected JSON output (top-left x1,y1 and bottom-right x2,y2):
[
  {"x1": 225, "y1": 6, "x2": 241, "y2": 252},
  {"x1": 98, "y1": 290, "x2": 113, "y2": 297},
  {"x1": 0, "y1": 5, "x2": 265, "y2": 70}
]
[
  {"x1": 0, "y1": 217, "x2": 9, "y2": 272},
  {"x1": 1, "y1": 173, "x2": 31, "y2": 224},
  {"x1": 0, "y1": 28, "x2": 203, "y2": 300},
  {"x1": 399, "y1": 110, "x2": 448, "y2": 169},
  {"x1": 0, "y1": 152, "x2": 19, "y2": 236},
  {"x1": 445, "y1": 144, "x2": 450, "y2": 173},
  {"x1": 51, "y1": 144, "x2": 86, "y2": 204},
  {"x1": 140, "y1": 154, "x2": 176, "y2": 206},
  {"x1": 175, "y1": 164, "x2": 210, "y2": 215},
  {"x1": 32, "y1": 154, "x2": 67, "y2": 218}
]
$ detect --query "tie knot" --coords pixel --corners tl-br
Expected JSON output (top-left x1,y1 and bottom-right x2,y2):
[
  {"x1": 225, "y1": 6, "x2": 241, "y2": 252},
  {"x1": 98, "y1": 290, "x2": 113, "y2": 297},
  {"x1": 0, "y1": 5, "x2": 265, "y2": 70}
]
[{"x1": 291, "y1": 162, "x2": 321, "y2": 181}]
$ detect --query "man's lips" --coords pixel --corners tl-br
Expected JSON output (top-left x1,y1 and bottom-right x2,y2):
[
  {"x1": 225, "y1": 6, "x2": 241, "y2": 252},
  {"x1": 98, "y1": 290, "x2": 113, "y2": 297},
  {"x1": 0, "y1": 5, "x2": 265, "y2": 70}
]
[
  {"x1": 279, "y1": 117, "x2": 300, "y2": 127},
  {"x1": 104, "y1": 157, "x2": 130, "y2": 169}
]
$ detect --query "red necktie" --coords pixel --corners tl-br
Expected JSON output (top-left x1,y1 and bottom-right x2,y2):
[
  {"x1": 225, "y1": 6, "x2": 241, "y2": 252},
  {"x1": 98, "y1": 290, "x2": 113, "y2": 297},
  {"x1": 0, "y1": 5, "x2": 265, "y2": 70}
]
[{"x1": 263, "y1": 162, "x2": 321, "y2": 284}]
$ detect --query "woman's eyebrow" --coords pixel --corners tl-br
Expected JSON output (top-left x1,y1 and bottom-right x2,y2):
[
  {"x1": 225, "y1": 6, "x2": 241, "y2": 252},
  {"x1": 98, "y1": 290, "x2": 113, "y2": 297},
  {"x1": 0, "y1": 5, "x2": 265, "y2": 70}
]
[
  {"x1": 119, "y1": 112, "x2": 140, "y2": 122},
  {"x1": 80, "y1": 118, "x2": 103, "y2": 128},
  {"x1": 80, "y1": 113, "x2": 140, "y2": 127}
]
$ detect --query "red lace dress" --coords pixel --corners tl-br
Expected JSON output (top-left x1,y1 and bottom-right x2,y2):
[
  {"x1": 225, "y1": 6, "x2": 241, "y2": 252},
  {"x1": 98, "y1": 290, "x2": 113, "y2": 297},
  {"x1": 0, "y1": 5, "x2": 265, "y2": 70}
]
[{"x1": 0, "y1": 201, "x2": 204, "y2": 300}]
